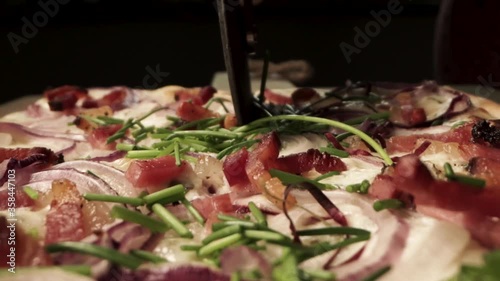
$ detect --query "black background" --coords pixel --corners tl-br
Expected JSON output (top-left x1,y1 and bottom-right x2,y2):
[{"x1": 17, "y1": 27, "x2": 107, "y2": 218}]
[{"x1": 0, "y1": 0, "x2": 440, "y2": 104}]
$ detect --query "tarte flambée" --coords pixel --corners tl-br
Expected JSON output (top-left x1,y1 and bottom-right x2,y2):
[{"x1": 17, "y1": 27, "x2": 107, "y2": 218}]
[{"x1": 0, "y1": 81, "x2": 499, "y2": 281}]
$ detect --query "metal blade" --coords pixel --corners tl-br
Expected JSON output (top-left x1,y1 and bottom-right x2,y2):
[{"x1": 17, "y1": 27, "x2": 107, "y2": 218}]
[{"x1": 216, "y1": 0, "x2": 258, "y2": 125}]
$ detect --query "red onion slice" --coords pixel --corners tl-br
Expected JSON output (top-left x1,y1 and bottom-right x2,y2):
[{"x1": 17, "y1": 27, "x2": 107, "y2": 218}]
[
  {"x1": 220, "y1": 246, "x2": 272, "y2": 279},
  {"x1": 27, "y1": 168, "x2": 116, "y2": 196},
  {"x1": 0, "y1": 121, "x2": 85, "y2": 142},
  {"x1": 53, "y1": 160, "x2": 140, "y2": 197},
  {"x1": 324, "y1": 192, "x2": 409, "y2": 281}
]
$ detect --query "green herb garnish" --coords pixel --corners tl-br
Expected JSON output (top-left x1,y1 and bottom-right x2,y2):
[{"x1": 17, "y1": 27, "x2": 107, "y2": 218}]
[{"x1": 373, "y1": 199, "x2": 404, "y2": 212}]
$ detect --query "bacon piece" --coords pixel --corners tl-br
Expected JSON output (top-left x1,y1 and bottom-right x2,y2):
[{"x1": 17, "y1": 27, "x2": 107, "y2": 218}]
[
  {"x1": 191, "y1": 193, "x2": 236, "y2": 220},
  {"x1": 468, "y1": 157, "x2": 500, "y2": 187},
  {"x1": 74, "y1": 106, "x2": 114, "y2": 132},
  {"x1": 125, "y1": 155, "x2": 187, "y2": 190},
  {"x1": 369, "y1": 174, "x2": 400, "y2": 200},
  {"x1": 0, "y1": 147, "x2": 61, "y2": 186},
  {"x1": 86, "y1": 124, "x2": 123, "y2": 150},
  {"x1": 0, "y1": 147, "x2": 60, "y2": 164},
  {"x1": 223, "y1": 148, "x2": 250, "y2": 186},
  {"x1": 264, "y1": 89, "x2": 293, "y2": 105},
  {"x1": 291, "y1": 88, "x2": 320, "y2": 108},
  {"x1": 392, "y1": 155, "x2": 500, "y2": 217},
  {"x1": 176, "y1": 101, "x2": 218, "y2": 122},
  {"x1": 244, "y1": 133, "x2": 296, "y2": 208},
  {"x1": 386, "y1": 123, "x2": 474, "y2": 153},
  {"x1": 175, "y1": 86, "x2": 216, "y2": 106},
  {"x1": 45, "y1": 179, "x2": 86, "y2": 244},
  {"x1": 325, "y1": 132, "x2": 344, "y2": 150},
  {"x1": 97, "y1": 88, "x2": 129, "y2": 111},
  {"x1": 223, "y1": 113, "x2": 238, "y2": 129},
  {"x1": 276, "y1": 149, "x2": 347, "y2": 174},
  {"x1": 44, "y1": 85, "x2": 88, "y2": 112}
]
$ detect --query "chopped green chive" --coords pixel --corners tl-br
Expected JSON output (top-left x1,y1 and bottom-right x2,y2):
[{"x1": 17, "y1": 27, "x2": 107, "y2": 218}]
[
  {"x1": 319, "y1": 146, "x2": 350, "y2": 158},
  {"x1": 217, "y1": 214, "x2": 248, "y2": 222},
  {"x1": 297, "y1": 226, "x2": 370, "y2": 237},
  {"x1": 361, "y1": 266, "x2": 391, "y2": 281},
  {"x1": 181, "y1": 198, "x2": 205, "y2": 225},
  {"x1": 110, "y1": 206, "x2": 168, "y2": 233},
  {"x1": 346, "y1": 180, "x2": 370, "y2": 194},
  {"x1": 302, "y1": 234, "x2": 370, "y2": 260},
  {"x1": 126, "y1": 150, "x2": 162, "y2": 159},
  {"x1": 97, "y1": 116, "x2": 124, "y2": 124},
  {"x1": 443, "y1": 163, "x2": 486, "y2": 188},
  {"x1": 273, "y1": 252, "x2": 301, "y2": 281},
  {"x1": 248, "y1": 202, "x2": 267, "y2": 226},
  {"x1": 46, "y1": 242, "x2": 143, "y2": 269},
  {"x1": 130, "y1": 249, "x2": 166, "y2": 264},
  {"x1": 314, "y1": 171, "x2": 341, "y2": 181},
  {"x1": 23, "y1": 186, "x2": 38, "y2": 200},
  {"x1": 451, "y1": 121, "x2": 467, "y2": 129},
  {"x1": 269, "y1": 169, "x2": 327, "y2": 190},
  {"x1": 152, "y1": 203, "x2": 193, "y2": 238},
  {"x1": 83, "y1": 193, "x2": 144, "y2": 206},
  {"x1": 180, "y1": 244, "x2": 202, "y2": 251},
  {"x1": 142, "y1": 184, "x2": 185, "y2": 205},
  {"x1": 373, "y1": 199, "x2": 404, "y2": 212},
  {"x1": 174, "y1": 141, "x2": 181, "y2": 166},
  {"x1": 244, "y1": 230, "x2": 288, "y2": 242},
  {"x1": 444, "y1": 162, "x2": 455, "y2": 177},
  {"x1": 203, "y1": 225, "x2": 243, "y2": 245},
  {"x1": 198, "y1": 233, "x2": 243, "y2": 256}
]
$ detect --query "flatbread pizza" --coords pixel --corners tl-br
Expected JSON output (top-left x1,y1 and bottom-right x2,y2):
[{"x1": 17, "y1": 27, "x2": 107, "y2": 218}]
[{"x1": 0, "y1": 81, "x2": 499, "y2": 281}]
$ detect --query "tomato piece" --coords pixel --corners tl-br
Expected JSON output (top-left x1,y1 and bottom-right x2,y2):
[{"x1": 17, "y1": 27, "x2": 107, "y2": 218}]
[{"x1": 125, "y1": 155, "x2": 187, "y2": 188}]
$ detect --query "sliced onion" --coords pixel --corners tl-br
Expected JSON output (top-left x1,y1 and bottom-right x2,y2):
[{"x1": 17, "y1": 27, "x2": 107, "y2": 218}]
[
  {"x1": 27, "y1": 169, "x2": 116, "y2": 195},
  {"x1": 53, "y1": 160, "x2": 140, "y2": 197},
  {"x1": 0, "y1": 122, "x2": 77, "y2": 153},
  {"x1": 89, "y1": 150, "x2": 126, "y2": 162},
  {"x1": 0, "y1": 121, "x2": 85, "y2": 142},
  {"x1": 220, "y1": 245, "x2": 272, "y2": 279},
  {"x1": 323, "y1": 192, "x2": 409, "y2": 281},
  {"x1": 118, "y1": 225, "x2": 152, "y2": 253}
]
